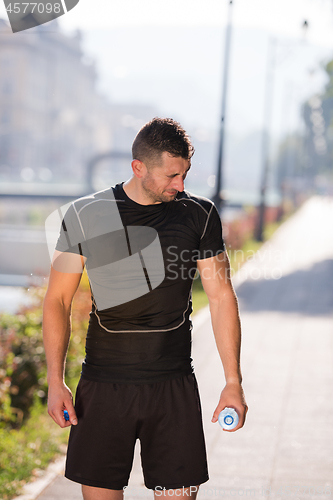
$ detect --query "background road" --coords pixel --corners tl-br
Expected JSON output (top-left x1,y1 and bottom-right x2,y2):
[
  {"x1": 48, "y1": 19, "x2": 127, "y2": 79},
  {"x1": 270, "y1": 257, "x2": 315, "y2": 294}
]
[{"x1": 16, "y1": 196, "x2": 333, "y2": 500}]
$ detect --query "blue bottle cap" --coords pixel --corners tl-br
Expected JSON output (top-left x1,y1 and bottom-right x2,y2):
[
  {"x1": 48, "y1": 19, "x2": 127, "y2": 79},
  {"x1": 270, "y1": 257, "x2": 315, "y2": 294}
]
[
  {"x1": 64, "y1": 410, "x2": 69, "y2": 421},
  {"x1": 218, "y1": 407, "x2": 239, "y2": 430}
]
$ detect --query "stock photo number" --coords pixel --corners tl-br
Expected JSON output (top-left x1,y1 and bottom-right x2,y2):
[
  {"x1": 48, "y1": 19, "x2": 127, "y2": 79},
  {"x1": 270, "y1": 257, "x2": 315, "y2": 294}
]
[
  {"x1": 4, "y1": 0, "x2": 80, "y2": 33},
  {"x1": 5, "y1": 2, "x2": 62, "y2": 13}
]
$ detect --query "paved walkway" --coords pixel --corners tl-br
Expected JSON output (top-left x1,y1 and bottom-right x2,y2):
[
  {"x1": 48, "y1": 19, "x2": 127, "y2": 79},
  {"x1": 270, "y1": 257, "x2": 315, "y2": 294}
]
[{"x1": 15, "y1": 197, "x2": 333, "y2": 500}]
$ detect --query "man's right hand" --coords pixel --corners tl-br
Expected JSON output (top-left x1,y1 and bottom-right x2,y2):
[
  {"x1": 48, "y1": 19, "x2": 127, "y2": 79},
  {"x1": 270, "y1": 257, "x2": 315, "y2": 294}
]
[
  {"x1": 43, "y1": 260, "x2": 84, "y2": 429},
  {"x1": 47, "y1": 382, "x2": 78, "y2": 428}
]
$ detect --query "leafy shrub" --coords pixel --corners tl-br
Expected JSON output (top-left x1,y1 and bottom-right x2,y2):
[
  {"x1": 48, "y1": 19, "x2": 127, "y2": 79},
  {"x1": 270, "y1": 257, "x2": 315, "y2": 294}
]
[
  {"x1": 0, "y1": 288, "x2": 47, "y2": 427},
  {"x1": 0, "y1": 398, "x2": 66, "y2": 500},
  {"x1": 0, "y1": 271, "x2": 91, "y2": 428},
  {"x1": 0, "y1": 273, "x2": 91, "y2": 498}
]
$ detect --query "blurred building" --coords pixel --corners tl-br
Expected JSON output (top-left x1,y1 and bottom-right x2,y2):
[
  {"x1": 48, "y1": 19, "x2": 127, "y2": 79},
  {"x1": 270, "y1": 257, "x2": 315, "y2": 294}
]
[{"x1": 0, "y1": 18, "x2": 157, "y2": 186}]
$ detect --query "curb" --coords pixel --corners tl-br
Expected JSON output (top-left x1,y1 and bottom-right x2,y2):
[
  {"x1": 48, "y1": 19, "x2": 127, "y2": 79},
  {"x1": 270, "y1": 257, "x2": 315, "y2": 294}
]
[{"x1": 12, "y1": 456, "x2": 66, "y2": 500}]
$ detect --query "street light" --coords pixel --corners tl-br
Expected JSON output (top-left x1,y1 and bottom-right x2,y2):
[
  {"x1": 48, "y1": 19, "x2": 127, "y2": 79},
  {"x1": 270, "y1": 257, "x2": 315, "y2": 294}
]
[
  {"x1": 255, "y1": 21, "x2": 309, "y2": 241},
  {"x1": 212, "y1": 0, "x2": 234, "y2": 214},
  {"x1": 254, "y1": 36, "x2": 277, "y2": 242}
]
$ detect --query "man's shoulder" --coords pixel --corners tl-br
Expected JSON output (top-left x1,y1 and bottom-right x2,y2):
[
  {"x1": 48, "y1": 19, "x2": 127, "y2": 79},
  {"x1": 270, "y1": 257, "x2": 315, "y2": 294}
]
[
  {"x1": 62, "y1": 184, "x2": 124, "y2": 236},
  {"x1": 175, "y1": 190, "x2": 215, "y2": 216},
  {"x1": 70, "y1": 186, "x2": 118, "y2": 212},
  {"x1": 63, "y1": 185, "x2": 123, "y2": 227}
]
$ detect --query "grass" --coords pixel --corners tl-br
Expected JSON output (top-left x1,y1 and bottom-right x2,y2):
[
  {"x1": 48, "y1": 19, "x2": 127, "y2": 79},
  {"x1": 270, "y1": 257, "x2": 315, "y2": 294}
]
[
  {"x1": 0, "y1": 397, "x2": 71, "y2": 499},
  {"x1": 0, "y1": 372, "x2": 83, "y2": 499},
  {"x1": 0, "y1": 374, "x2": 85, "y2": 500}
]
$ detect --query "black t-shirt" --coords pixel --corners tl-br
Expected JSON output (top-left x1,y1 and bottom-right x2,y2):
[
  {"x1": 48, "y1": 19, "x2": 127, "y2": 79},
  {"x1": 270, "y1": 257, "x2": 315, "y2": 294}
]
[{"x1": 55, "y1": 182, "x2": 225, "y2": 383}]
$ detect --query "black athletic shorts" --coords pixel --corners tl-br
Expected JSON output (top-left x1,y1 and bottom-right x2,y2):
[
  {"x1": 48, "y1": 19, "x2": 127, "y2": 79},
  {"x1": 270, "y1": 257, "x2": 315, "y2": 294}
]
[{"x1": 65, "y1": 372, "x2": 209, "y2": 491}]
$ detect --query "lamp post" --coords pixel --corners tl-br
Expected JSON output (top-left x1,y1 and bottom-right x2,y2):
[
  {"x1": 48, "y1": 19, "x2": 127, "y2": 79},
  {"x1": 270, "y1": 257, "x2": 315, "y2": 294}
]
[
  {"x1": 255, "y1": 20, "x2": 309, "y2": 241},
  {"x1": 255, "y1": 37, "x2": 277, "y2": 242},
  {"x1": 212, "y1": 0, "x2": 234, "y2": 213}
]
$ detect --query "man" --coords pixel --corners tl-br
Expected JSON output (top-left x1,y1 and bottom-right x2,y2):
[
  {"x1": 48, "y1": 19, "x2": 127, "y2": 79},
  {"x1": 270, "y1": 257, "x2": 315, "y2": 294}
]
[{"x1": 43, "y1": 117, "x2": 247, "y2": 500}]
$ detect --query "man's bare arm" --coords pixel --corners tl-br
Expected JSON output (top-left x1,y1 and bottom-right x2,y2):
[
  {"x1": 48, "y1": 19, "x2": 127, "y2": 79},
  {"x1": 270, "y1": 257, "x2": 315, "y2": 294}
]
[
  {"x1": 42, "y1": 251, "x2": 85, "y2": 428},
  {"x1": 197, "y1": 252, "x2": 248, "y2": 432}
]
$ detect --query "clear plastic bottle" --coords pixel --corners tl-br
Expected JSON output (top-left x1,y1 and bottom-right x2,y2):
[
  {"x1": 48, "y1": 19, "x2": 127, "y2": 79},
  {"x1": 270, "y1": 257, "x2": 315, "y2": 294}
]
[{"x1": 218, "y1": 407, "x2": 239, "y2": 430}]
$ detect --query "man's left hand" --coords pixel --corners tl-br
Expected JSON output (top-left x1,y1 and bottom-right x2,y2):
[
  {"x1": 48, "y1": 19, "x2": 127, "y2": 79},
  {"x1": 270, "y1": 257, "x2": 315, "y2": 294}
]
[{"x1": 211, "y1": 382, "x2": 248, "y2": 432}]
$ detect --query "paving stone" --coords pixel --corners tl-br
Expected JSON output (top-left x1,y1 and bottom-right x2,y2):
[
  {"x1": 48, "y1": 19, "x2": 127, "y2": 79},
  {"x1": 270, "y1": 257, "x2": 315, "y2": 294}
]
[{"x1": 36, "y1": 476, "x2": 82, "y2": 499}]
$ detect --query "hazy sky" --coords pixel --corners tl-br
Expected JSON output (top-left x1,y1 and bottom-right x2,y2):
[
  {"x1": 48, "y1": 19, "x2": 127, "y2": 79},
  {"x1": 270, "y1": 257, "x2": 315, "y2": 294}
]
[
  {"x1": 55, "y1": 0, "x2": 333, "y2": 140},
  {"x1": 1, "y1": 0, "x2": 333, "y2": 140},
  {"x1": 57, "y1": 0, "x2": 333, "y2": 40},
  {"x1": 1, "y1": 0, "x2": 333, "y2": 183}
]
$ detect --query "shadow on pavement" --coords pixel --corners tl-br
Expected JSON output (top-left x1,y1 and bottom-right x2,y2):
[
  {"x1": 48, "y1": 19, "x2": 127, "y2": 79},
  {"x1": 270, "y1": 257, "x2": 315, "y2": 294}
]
[{"x1": 236, "y1": 258, "x2": 333, "y2": 316}]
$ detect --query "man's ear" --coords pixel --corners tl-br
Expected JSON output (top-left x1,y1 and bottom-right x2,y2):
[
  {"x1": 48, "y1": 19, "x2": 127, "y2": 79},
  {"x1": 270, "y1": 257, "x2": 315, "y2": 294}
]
[{"x1": 131, "y1": 159, "x2": 147, "y2": 179}]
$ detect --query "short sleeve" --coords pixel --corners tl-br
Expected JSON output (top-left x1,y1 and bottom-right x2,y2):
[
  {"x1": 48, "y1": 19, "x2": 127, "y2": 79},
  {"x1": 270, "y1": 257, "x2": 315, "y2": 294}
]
[
  {"x1": 55, "y1": 204, "x2": 89, "y2": 258},
  {"x1": 198, "y1": 204, "x2": 225, "y2": 260}
]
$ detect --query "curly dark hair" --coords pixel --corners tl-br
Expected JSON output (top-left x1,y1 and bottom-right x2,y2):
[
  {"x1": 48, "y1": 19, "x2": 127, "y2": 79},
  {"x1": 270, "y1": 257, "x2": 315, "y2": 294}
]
[{"x1": 132, "y1": 117, "x2": 195, "y2": 166}]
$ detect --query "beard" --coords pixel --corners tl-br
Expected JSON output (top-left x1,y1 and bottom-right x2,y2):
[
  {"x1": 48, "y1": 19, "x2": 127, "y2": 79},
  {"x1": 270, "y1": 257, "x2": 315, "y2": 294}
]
[{"x1": 141, "y1": 175, "x2": 178, "y2": 204}]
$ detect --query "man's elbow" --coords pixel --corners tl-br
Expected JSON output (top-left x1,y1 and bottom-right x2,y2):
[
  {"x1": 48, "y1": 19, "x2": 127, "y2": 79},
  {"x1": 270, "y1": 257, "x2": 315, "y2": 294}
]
[
  {"x1": 43, "y1": 291, "x2": 72, "y2": 317},
  {"x1": 207, "y1": 287, "x2": 238, "y2": 308}
]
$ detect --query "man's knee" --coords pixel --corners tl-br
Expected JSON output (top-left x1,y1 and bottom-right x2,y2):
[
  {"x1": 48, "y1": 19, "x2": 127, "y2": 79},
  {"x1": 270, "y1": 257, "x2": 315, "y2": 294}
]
[{"x1": 82, "y1": 484, "x2": 124, "y2": 500}]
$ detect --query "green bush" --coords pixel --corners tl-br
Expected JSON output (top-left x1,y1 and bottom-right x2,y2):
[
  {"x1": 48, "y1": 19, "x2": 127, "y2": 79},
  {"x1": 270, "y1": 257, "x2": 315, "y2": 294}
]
[
  {"x1": 0, "y1": 290, "x2": 47, "y2": 427},
  {"x1": 0, "y1": 274, "x2": 90, "y2": 429},
  {"x1": 0, "y1": 276, "x2": 90, "y2": 499},
  {"x1": 0, "y1": 397, "x2": 67, "y2": 500}
]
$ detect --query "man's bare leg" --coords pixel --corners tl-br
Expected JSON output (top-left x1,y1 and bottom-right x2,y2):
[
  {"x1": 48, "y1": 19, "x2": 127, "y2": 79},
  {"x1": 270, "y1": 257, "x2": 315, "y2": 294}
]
[
  {"x1": 154, "y1": 485, "x2": 200, "y2": 499},
  {"x1": 82, "y1": 485, "x2": 124, "y2": 500}
]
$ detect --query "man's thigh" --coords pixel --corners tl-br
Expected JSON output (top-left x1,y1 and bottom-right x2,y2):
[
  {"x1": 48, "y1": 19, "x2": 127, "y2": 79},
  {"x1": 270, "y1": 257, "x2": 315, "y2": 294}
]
[
  {"x1": 138, "y1": 373, "x2": 209, "y2": 491},
  {"x1": 65, "y1": 378, "x2": 139, "y2": 490}
]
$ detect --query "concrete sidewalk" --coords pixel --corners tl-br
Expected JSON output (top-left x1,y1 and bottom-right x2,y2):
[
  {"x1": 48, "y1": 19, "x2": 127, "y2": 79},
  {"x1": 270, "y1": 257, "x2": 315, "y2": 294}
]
[{"x1": 15, "y1": 197, "x2": 333, "y2": 499}]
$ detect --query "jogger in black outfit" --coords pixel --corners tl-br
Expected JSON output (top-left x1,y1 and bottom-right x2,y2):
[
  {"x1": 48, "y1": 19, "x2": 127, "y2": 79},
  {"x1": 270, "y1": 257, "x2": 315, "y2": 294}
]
[{"x1": 43, "y1": 117, "x2": 248, "y2": 500}]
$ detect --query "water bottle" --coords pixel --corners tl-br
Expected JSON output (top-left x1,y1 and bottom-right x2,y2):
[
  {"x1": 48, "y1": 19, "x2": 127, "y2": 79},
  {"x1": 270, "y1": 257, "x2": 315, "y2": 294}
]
[{"x1": 218, "y1": 407, "x2": 239, "y2": 430}]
